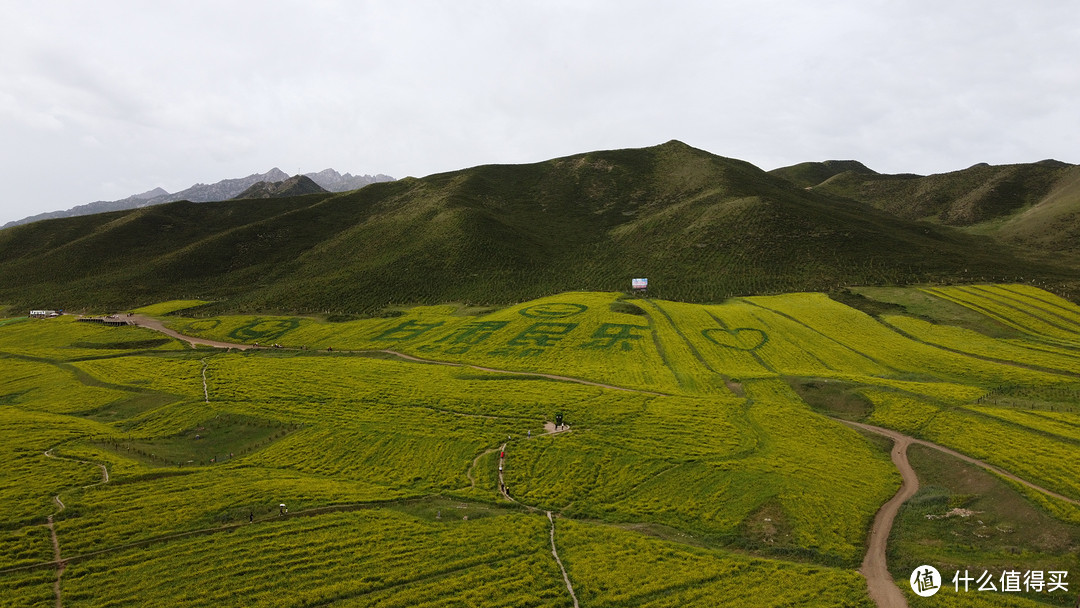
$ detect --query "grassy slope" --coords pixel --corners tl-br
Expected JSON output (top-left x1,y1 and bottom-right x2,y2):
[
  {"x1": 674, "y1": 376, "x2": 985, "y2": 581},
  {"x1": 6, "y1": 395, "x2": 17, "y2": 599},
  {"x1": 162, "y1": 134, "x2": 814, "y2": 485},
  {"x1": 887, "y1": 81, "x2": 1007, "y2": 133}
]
[
  {"x1": 995, "y1": 165, "x2": 1080, "y2": 254},
  {"x1": 767, "y1": 159, "x2": 879, "y2": 189},
  {"x1": 770, "y1": 160, "x2": 1073, "y2": 226},
  {"x1": 1, "y1": 141, "x2": 1068, "y2": 316}
]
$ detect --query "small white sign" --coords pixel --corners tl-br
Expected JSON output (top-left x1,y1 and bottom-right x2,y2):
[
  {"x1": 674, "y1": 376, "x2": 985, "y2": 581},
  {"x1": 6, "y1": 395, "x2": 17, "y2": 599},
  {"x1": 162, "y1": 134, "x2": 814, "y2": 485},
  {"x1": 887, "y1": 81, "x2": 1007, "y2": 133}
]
[{"x1": 631, "y1": 278, "x2": 648, "y2": 289}]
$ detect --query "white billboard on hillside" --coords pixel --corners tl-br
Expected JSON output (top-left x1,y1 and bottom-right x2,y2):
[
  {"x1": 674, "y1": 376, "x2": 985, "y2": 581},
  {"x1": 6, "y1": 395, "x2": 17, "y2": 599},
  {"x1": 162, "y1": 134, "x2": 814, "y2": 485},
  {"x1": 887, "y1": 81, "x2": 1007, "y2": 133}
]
[{"x1": 631, "y1": 278, "x2": 648, "y2": 290}]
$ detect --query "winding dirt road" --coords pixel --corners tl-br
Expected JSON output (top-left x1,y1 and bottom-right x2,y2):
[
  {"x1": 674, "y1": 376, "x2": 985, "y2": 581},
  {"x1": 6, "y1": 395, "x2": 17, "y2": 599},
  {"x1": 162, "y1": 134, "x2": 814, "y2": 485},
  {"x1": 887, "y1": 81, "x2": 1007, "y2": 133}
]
[
  {"x1": 844, "y1": 420, "x2": 1079, "y2": 507},
  {"x1": 839, "y1": 419, "x2": 1080, "y2": 608},
  {"x1": 128, "y1": 315, "x2": 252, "y2": 350},
  {"x1": 840, "y1": 422, "x2": 918, "y2": 608}
]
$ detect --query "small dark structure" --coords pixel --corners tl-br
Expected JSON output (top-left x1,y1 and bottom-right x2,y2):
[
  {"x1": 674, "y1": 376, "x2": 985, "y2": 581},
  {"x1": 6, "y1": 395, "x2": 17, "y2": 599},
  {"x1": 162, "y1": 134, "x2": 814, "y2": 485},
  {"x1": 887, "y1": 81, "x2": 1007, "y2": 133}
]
[{"x1": 77, "y1": 315, "x2": 132, "y2": 327}]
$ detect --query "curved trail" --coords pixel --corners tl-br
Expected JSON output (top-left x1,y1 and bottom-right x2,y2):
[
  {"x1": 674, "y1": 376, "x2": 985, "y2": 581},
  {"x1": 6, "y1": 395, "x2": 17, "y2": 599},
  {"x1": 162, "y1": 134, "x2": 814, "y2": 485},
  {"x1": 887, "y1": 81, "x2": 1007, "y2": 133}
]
[
  {"x1": 843, "y1": 420, "x2": 1080, "y2": 506},
  {"x1": 44, "y1": 449, "x2": 109, "y2": 486},
  {"x1": 547, "y1": 511, "x2": 579, "y2": 608},
  {"x1": 46, "y1": 515, "x2": 63, "y2": 608},
  {"x1": 200, "y1": 358, "x2": 210, "y2": 403},
  {"x1": 465, "y1": 446, "x2": 500, "y2": 490},
  {"x1": 41, "y1": 449, "x2": 109, "y2": 608},
  {"x1": 128, "y1": 315, "x2": 251, "y2": 350},
  {"x1": 498, "y1": 426, "x2": 579, "y2": 606},
  {"x1": 838, "y1": 419, "x2": 1080, "y2": 608},
  {"x1": 840, "y1": 423, "x2": 918, "y2": 608}
]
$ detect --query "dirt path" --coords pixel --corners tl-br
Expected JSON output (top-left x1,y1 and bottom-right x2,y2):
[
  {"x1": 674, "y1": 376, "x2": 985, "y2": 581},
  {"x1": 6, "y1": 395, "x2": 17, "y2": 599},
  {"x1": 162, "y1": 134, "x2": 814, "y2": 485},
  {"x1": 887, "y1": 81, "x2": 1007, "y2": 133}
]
[
  {"x1": 843, "y1": 420, "x2": 1079, "y2": 506},
  {"x1": 200, "y1": 358, "x2": 210, "y2": 402},
  {"x1": 128, "y1": 315, "x2": 251, "y2": 350},
  {"x1": 841, "y1": 422, "x2": 917, "y2": 608},
  {"x1": 839, "y1": 419, "x2": 1080, "y2": 608},
  {"x1": 547, "y1": 511, "x2": 579, "y2": 608},
  {"x1": 465, "y1": 446, "x2": 500, "y2": 490},
  {"x1": 39, "y1": 448, "x2": 113, "y2": 607},
  {"x1": 43, "y1": 449, "x2": 109, "y2": 486},
  {"x1": 497, "y1": 434, "x2": 578, "y2": 607},
  {"x1": 497, "y1": 442, "x2": 513, "y2": 502},
  {"x1": 46, "y1": 515, "x2": 64, "y2": 608}
]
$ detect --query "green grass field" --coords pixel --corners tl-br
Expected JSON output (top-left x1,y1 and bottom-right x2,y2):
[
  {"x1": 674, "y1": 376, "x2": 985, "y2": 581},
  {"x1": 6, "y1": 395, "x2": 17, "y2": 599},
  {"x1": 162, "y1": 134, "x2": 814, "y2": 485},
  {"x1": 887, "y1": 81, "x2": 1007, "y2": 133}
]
[{"x1": 1, "y1": 283, "x2": 1078, "y2": 606}]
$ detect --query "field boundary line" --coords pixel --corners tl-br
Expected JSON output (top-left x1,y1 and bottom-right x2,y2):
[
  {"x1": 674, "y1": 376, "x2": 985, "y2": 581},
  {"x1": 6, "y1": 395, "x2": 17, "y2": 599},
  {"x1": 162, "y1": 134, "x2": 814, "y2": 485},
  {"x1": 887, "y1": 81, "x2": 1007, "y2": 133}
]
[
  {"x1": 0, "y1": 350, "x2": 143, "y2": 394},
  {"x1": 304, "y1": 549, "x2": 539, "y2": 608},
  {"x1": 375, "y1": 350, "x2": 670, "y2": 396},
  {"x1": 921, "y1": 288, "x2": 1078, "y2": 348},
  {"x1": 642, "y1": 300, "x2": 717, "y2": 372},
  {"x1": 547, "y1": 511, "x2": 579, "y2": 608},
  {"x1": 738, "y1": 299, "x2": 901, "y2": 375},
  {"x1": 961, "y1": 407, "x2": 1080, "y2": 447},
  {"x1": 966, "y1": 285, "x2": 1080, "y2": 334},
  {"x1": 996, "y1": 285, "x2": 1080, "y2": 320},
  {"x1": 881, "y1": 319, "x2": 1080, "y2": 379}
]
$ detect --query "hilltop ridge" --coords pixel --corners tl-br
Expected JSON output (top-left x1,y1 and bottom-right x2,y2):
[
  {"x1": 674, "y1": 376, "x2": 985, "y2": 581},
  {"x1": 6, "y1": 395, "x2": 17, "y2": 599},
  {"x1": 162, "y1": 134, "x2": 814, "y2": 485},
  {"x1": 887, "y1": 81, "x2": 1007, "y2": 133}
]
[
  {"x1": 770, "y1": 157, "x2": 1077, "y2": 228},
  {"x1": 2, "y1": 140, "x2": 1074, "y2": 316},
  {"x1": 233, "y1": 175, "x2": 328, "y2": 199}
]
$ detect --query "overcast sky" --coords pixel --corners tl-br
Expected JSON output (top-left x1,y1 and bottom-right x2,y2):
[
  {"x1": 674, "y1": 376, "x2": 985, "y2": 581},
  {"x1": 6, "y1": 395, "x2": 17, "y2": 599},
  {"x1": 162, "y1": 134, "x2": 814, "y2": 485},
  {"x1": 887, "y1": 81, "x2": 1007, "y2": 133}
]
[{"x1": 2, "y1": 1, "x2": 1078, "y2": 225}]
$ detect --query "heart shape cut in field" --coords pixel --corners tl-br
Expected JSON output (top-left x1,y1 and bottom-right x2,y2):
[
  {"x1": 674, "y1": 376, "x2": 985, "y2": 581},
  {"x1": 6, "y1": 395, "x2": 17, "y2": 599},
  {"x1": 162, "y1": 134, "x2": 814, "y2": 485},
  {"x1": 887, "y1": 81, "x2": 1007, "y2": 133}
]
[{"x1": 701, "y1": 327, "x2": 768, "y2": 351}]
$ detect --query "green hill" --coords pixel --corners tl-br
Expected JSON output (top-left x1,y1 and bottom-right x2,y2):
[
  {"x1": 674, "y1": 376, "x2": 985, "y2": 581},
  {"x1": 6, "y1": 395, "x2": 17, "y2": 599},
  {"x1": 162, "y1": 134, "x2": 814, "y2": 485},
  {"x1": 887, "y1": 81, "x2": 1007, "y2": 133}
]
[
  {"x1": 995, "y1": 164, "x2": 1080, "y2": 254},
  {"x1": 766, "y1": 159, "x2": 879, "y2": 189},
  {"x1": 1, "y1": 141, "x2": 1074, "y2": 315},
  {"x1": 771, "y1": 158, "x2": 1075, "y2": 226}
]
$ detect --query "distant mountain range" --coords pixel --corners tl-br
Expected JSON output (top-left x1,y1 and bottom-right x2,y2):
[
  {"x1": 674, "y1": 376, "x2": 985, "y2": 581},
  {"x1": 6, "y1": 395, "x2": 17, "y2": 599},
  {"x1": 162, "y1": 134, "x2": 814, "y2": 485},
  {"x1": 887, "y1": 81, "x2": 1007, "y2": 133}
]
[
  {"x1": 3, "y1": 169, "x2": 394, "y2": 228},
  {"x1": 1, "y1": 140, "x2": 1077, "y2": 316}
]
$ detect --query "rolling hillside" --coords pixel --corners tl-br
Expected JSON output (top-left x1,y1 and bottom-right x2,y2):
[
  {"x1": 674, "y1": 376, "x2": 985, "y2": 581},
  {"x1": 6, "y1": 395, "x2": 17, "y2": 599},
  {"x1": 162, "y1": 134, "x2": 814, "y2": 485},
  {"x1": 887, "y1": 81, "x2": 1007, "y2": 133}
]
[
  {"x1": 770, "y1": 159, "x2": 1074, "y2": 224},
  {"x1": 0, "y1": 141, "x2": 1074, "y2": 315}
]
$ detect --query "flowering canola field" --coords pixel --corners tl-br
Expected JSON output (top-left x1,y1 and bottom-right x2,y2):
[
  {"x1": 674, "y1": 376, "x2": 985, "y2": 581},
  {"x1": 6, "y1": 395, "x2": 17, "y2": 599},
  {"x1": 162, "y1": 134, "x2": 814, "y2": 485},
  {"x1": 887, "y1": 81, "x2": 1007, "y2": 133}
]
[{"x1": 1, "y1": 284, "x2": 1078, "y2": 606}]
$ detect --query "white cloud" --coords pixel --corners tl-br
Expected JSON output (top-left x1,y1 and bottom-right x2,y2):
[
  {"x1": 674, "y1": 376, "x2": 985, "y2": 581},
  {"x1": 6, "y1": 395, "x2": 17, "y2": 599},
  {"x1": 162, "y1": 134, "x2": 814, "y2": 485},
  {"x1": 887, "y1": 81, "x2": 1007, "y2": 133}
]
[{"x1": 1, "y1": 0, "x2": 1078, "y2": 224}]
